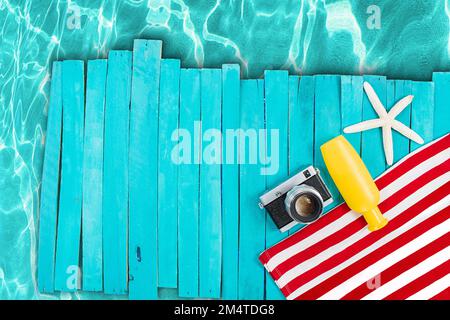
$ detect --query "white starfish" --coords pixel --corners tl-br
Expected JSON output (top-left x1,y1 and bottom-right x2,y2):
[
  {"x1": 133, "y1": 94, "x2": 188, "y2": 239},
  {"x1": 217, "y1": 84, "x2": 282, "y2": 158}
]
[{"x1": 344, "y1": 81, "x2": 424, "y2": 166}]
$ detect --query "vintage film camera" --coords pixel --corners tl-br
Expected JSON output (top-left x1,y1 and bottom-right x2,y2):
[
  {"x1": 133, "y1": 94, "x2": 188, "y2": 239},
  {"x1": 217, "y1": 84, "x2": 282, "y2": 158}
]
[{"x1": 259, "y1": 166, "x2": 333, "y2": 232}]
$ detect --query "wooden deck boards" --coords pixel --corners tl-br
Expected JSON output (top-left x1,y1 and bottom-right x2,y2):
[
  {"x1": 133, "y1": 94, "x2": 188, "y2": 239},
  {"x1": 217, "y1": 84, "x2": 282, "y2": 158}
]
[{"x1": 38, "y1": 39, "x2": 448, "y2": 299}]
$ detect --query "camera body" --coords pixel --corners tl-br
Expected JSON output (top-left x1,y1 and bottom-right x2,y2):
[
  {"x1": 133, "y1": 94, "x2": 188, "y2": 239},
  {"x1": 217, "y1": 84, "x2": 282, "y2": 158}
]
[{"x1": 259, "y1": 166, "x2": 333, "y2": 232}]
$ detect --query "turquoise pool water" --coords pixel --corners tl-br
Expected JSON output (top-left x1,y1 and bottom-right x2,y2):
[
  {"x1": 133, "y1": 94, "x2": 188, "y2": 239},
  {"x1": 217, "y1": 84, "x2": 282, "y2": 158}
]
[{"x1": 1, "y1": 0, "x2": 449, "y2": 300}]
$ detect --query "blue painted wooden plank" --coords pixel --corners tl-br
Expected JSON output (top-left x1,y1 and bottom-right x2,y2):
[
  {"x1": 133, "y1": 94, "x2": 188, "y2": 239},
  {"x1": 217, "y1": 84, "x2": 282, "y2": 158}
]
[
  {"x1": 178, "y1": 69, "x2": 201, "y2": 298},
  {"x1": 314, "y1": 75, "x2": 342, "y2": 209},
  {"x1": 158, "y1": 288, "x2": 181, "y2": 300},
  {"x1": 432, "y1": 73, "x2": 450, "y2": 138},
  {"x1": 37, "y1": 61, "x2": 63, "y2": 293},
  {"x1": 264, "y1": 70, "x2": 288, "y2": 300},
  {"x1": 288, "y1": 76, "x2": 300, "y2": 175},
  {"x1": 391, "y1": 80, "x2": 412, "y2": 163},
  {"x1": 128, "y1": 40, "x2": 162, "y2": 299},
  {"x1": 82, "y1": 59, "x2": 107, "y2": 292},
  {"x1": 238, "y1": 79, "x2": 266, "y2": 300},
  {"x1": 386, "y1": 79, "x2": 396, "y2": 153},
  {"x1": 221, "y1": 64, "x2": 240, "y2": 299},
  {"x1": 386, "y1": 80, "x2": 395, "y2": 105},
  {"x1": 199, "y1": 69, "x2": 222, "y2": 298},
  {"x1": 287, "y1": 75, "x2": 300, "y2": 236},
  {"x1": 362, "y1": 75, "x2": 387, "y2": 178},
  {"x1": 411, "y1": 81, "x2": 435, "y2": 151},
  {"x1": 54, "y1": 60, "x2": 85, "y2": 292},
  {"x1": 103, "y1": 51, "x2": 132, "y2": 295},
  {"x1": 341, "y1": 75, "x2": 363, "y2": 154},
  {"x1": 288, "y1": 75, "x2": 315, "y2": 235},
  {"x1": 157, "y1": 58, "x2": 180, "y2": 289}
]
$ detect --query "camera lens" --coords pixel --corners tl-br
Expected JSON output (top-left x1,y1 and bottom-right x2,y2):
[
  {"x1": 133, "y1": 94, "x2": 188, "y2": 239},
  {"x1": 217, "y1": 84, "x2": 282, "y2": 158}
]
[
  {"x1": 285, "y1": 185, "x2": 323, "y2": 223},
  {"x1": 295, "y1": 194, "x2": 318, "y2": 217}
]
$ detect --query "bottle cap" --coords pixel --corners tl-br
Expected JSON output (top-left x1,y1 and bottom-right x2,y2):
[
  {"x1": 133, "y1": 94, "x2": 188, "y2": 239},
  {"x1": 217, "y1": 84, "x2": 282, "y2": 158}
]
[{"x1": 362, "y1": 206, "x2": 388, "y2": 232}]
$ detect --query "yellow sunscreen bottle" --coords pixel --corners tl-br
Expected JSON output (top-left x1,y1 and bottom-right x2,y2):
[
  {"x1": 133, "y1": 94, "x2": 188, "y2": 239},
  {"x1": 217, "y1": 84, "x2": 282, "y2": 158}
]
[{"x1": 321, "y1": 135, "x2": 388, "y2": 232}]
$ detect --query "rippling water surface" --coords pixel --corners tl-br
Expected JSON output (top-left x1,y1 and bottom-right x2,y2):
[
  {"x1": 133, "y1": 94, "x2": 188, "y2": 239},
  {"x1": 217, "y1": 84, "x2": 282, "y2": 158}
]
[{"x1": 1, "y1": 0, "x2": 449, "y2": 299}]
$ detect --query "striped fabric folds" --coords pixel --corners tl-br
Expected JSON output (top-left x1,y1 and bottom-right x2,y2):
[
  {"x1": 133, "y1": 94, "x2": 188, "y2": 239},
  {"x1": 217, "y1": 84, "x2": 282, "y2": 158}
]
[{"x1": 260, "y1": 134, "x2": 450, "y2": 300}]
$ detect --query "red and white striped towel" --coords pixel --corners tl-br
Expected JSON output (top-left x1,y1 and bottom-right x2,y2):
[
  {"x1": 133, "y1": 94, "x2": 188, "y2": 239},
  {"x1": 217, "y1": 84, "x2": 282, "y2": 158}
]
[{"x1": 260, "y1": 134, "x2": 450, "y2": 300}]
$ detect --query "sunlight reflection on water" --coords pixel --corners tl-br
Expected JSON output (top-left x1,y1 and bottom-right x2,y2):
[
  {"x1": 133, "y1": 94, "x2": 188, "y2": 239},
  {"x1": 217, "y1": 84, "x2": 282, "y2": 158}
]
[{"x1": 0, "y1": 0, "x2": 449, "y2": 299}]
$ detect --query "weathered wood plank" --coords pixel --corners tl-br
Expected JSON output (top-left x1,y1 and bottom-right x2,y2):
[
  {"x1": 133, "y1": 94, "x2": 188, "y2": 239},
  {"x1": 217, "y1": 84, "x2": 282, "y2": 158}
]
[
  {"x1": 103, "y1": 51, "x2": 132, "y2": 295},
  {"x1": 128, "y1": 40, "x2": 162, "y2": 299},
  {"x1": 199, "y1": 69, "x2": 222, "y2": 298},
  {"x1": 362, "y1": 75, "x2": 387, "y2": 178},
  {"x1": 157, "y1": 59, "x2": 181, "y2": 289},
  {"x1": 221, "y1": 64, "x2": 240, "y2": 299},
  {"x1": 314, "y1": 75, "x2": 342, "y2": 209},
  {"x1": 37, "y1": 61, "x2": 63, "y2": 293},
  {"x1": 432, "y1": 73, "x2": 450, "y2": 138},
  {"x1": 411, "y1": 81, "x2": 435, "y2": 150},
  {"x1": 341, "y1": 75, "x2": 364, "y2": 154},
  {"x1": 238, "y1": 80, "x2": 266, "y2": 300},
  {"x1": 178, "y1": 69, "x2": 201, "y2": 298},
  {"x1": 54, "y1": 60, "x2": 85, "y2": 292},
  {"x1": 288, "y1": 75, "x2": 315, "y2": 234},
  {"x1": 264, "y1": 70, "x2": 289, "y2": 300},
  {"x1": 82, "y1": 59, "x2": 107, "y2": 292},
  {"x1": 391, "y1": 80, "x2": 412, "y2": 163}
]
